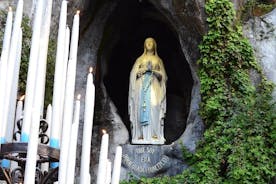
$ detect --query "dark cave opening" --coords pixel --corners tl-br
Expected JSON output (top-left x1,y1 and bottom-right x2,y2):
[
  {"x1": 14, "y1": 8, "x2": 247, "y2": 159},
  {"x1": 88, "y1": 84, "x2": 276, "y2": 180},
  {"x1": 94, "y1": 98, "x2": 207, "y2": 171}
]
[{"x1": 99, "y1": 0, "x2": 193, "y2": 144}]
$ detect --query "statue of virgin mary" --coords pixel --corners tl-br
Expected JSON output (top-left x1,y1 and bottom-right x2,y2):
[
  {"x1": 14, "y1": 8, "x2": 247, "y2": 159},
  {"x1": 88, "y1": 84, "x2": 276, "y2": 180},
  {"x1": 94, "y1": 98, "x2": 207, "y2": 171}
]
[{"x1": 128, "y1": 37, "x2": 167, "y2": 144}]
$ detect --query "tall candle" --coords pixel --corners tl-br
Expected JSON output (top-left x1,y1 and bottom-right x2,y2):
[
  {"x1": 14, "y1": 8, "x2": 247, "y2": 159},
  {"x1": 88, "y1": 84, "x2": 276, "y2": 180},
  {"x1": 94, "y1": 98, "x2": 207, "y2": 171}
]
[
  {"x1": 0, "y1": 0, "x2": 23, "y2": 148},
  {"x1": 21, "y1": 0, "x2": 44, "y2": 142},
  {"x1": 59, "y1": 25, "x2": 70, "y2": 122},
  {"x1": 111, "y1": 146, "x2": 122, "y2": 184},
  {"x1": 58, "y1": 25, "x2": 77, "y2": 184},
  {"x1": 41, "y1": 104, "x2": 52, "y2": 173},
  {"x1": 38, "y1": 0, "x2": 54, "y2": 116},
  {"x1": 80, "y1": 68, "x2": 95, "y2": 184},
  {"x1": 1, "y1": 27, "x2": 22, "y2": 169},
  {"x1": 6, "y1": 28, "x2": 22, "y2": 143},
  {"x1": 24, "y1": 0, "x2": 50, "y2": 181},
  {"x1": 57, "y1": 9, "x2": 79, "y2": 172},
  {"x1": 96, "y1": 130, "x2": 109, "y2": 184},
  {"x1": 50, "y1": 0, "x2": 68, "y2": 158},
  {"x1": 0, "y1": 6, "x2": 13, "y2": 66},
  {"x1": 66, "y1": 95, "x2": 81, "y2": 184},
  {"x1": 0, "y1": 8, "x2": 13, "y2": 130}
]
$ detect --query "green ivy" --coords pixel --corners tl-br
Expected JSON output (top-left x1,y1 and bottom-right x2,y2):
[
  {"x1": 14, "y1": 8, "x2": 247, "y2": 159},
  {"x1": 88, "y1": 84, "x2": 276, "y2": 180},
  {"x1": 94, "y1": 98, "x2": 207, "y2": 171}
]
[
  {"x1": 0, "y1": 10, "x2": 55, "y2": 111},
  {"x1": 122, "y1": 0, "x2": 276, "y2": 183},
  {"x1": 241, "y1": 0, "x2": 276, "y2": 21}
]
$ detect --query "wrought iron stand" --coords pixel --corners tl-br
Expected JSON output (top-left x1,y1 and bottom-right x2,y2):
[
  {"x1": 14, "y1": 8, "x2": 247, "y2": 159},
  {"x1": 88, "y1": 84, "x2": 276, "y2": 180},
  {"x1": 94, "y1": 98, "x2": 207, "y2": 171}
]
[{"x1": 0, "y1": 118, "x2": 60, "y2": 184}]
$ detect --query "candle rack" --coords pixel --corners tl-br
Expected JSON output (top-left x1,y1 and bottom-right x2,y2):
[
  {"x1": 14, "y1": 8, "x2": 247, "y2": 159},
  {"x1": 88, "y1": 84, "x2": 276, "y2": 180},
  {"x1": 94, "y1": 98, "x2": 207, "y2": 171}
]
[{"x1": 0, "y1": 118, "x2": 60, "y2": 184}]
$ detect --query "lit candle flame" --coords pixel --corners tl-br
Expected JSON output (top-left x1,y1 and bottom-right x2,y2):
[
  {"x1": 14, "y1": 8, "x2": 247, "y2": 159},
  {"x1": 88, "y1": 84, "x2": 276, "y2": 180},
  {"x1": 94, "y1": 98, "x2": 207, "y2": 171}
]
[
  {"x1": 19, "y1": 95, "x2": 25, "y2": 101},
  {"x1": 76, "y1": 10, "x2": 80, "y2": 15},
  {"x1": 77, "y1": 94, "x2": 81, "y2": 100},
  {"x1": 89, "y1": 67, "x2": 93, "y2": 73},
  {"x1": 102, "y1": 129, "x2": 107, "y2": 134},
  {"x1": 8, "y1": 6, "x2": 12, "y2": 12}
]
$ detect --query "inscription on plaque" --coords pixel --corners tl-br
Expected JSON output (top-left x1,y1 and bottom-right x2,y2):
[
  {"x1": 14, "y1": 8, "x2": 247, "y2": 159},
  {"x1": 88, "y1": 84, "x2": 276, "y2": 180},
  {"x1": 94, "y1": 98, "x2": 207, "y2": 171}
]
[
  {"x1": 123, "y1": 154, "x2": 170, "y2": 174},
  {"x1": 122, "y1": 145, "x2": 171, "y2": 176}
]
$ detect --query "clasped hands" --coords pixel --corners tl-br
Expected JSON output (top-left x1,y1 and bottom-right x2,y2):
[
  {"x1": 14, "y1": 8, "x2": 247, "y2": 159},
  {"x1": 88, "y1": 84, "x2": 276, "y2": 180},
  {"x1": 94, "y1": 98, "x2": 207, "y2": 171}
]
[{"x1": 136, "y1": 69, "x2": 162, "y2": 81}]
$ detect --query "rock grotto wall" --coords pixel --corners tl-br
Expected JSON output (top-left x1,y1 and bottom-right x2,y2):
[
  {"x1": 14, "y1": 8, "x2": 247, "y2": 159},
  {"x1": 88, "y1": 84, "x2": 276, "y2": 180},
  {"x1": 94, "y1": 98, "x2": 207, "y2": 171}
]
[
  {"x1": 74, "y1": 0, "x2": 206, "y2": 182},
  {"x1": 0, "y1": 0, "x2": 207, "y2": 182},
  {"x1": 243, "y1": 8, "x2": 276, "y2": 99}
]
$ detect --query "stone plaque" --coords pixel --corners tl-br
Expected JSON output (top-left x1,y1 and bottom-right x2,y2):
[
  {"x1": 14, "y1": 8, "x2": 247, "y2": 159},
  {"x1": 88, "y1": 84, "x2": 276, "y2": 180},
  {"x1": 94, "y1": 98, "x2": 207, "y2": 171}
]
[{"x1": 121, "y1": 144, "x2": 186, "y2": 178}]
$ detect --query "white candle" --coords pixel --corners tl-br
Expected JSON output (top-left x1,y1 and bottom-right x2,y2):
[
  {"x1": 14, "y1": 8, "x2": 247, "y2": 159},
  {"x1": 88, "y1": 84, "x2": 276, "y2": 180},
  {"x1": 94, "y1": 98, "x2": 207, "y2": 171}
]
[
  {"x1": 6, "y1": 28, "x2": 22, "y2": 143},
  {"x1": 50, "y1": 0, "x2": 67, "y2": 158},
  {"x1": 66, "y1": 95, "x2": 81, "y2": 184},
  {"x1": 21, "y1": 0, "x2": 44, "y2": 142},
  {"x1": 80, "y1": 68, "x2": 95, "y2": 184},
  {"x1": 41, "y1": 104, "x2": 52, "y2": 173},
  {"x1": 96, "y1": 130, "x2": 109, "y2": 184},
  {"x1": 69, "y1": 10, "x2": 80, "y2": 62},
  {"x1": 24, "y1": 109, "x2": 41, "y2": 183},
  {"x1": 0, "y1": 8, "x2": 13, "y2": 130},
  {"x1": 38, "y1": 0, "x2": 54, "y2": 116},
  {"x1": 24, "y1": 0, "x2": 52, "y2": 181},
  {"x1": 58, "y1": 9, "x2": 79, "y2": 176},
  {"x1": 105, "y1": 159, "x2": 112, "y2": 184},
  {"x1": 0, "y1": 14, "x2": 21, "y2": 170},
  {"x1": 0, "y1": 0, "x2": 23, "y2": 146},
  {"x1": 60, "y1": 25, "x2": 70, "y2": 122},
  {"x1": 0, "y1": 6, "x2": 13, "y2": 66},
  {"x1": 87, "y1": 174, "x2": 91, "y2": 184},
  {"x1": 111, "y1": 146, "x2": 122, "y2": 184},
  {"x1": 58, "y1": 24, "x2": 77, "y2": 183}
]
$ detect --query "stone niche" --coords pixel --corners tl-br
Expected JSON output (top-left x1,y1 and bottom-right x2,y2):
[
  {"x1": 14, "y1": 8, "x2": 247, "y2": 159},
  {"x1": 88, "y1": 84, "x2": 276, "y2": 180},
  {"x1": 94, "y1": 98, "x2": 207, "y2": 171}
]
[
  {"x1": 75, "y1": 0, "x2": 206, "y2": 182},
  {"x1": 101, "y1": 0, "x2": 193, "y2": 144}
]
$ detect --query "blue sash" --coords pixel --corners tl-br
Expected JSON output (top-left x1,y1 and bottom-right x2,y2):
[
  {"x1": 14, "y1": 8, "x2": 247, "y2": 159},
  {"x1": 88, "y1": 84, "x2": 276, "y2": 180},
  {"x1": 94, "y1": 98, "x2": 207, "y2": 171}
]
[{"x1": 140, "y1": 72, "x2": 151, "y2": 126}]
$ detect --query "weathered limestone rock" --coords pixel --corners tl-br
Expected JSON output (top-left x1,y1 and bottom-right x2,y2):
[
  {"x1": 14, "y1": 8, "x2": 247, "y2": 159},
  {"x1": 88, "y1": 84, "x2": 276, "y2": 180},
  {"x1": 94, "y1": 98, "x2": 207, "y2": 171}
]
[
  {"x1": 243, "y1": 8, "x2": 276, "y2": 99},
  {"x1": 0, "y1": 1, "x2": 10, "y2": 10}
]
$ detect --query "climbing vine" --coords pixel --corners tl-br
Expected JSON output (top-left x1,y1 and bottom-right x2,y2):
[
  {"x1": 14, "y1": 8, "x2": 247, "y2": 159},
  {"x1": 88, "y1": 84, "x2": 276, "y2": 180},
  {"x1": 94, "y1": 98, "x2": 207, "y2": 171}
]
[
  {"x1": 241, "y1": 0, "x2": 276, "y2": 21},
  {"x1": 122, "y1": 0, "x2": 276, "y2": 183}
]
